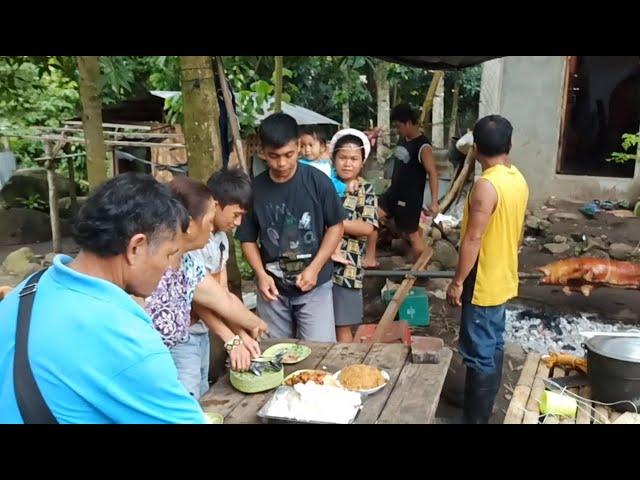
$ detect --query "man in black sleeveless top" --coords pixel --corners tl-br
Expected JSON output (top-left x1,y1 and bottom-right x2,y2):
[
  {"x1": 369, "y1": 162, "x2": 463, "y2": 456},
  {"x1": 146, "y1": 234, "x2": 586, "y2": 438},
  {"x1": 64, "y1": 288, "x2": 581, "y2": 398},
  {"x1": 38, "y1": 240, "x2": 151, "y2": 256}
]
[{"x1": 364, "y1": 103, "x2": 440, "y2": 267}]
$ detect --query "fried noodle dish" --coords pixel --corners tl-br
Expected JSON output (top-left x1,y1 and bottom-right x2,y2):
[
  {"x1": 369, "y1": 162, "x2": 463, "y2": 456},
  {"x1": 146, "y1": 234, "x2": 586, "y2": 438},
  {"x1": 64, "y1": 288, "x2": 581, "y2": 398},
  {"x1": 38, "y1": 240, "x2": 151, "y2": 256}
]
[{"x1": 339, "y1": 365, "x2": 385, "y2": 391}]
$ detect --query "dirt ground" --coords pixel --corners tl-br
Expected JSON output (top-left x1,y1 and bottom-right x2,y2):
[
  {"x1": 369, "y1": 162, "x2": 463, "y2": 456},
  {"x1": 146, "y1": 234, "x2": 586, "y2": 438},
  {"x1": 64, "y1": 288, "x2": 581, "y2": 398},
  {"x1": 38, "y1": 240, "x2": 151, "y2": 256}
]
[
  {"x1": 1, "y1": 199, "x2": 638, "y2": 424},
  {"x1": 360, "y1": 199, "x2": 640, "y2": 423}
]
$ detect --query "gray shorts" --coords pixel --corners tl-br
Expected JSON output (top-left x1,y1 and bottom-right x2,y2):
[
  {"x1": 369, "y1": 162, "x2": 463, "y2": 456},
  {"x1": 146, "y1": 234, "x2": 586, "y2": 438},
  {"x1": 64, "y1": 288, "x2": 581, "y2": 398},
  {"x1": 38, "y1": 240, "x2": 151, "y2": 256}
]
[
  {"x1": 332, "y1": 284, "x2": 364, "y2": 327},
  {"x1": 257, "y1": 280, "x2": 336, "y2": 342}
]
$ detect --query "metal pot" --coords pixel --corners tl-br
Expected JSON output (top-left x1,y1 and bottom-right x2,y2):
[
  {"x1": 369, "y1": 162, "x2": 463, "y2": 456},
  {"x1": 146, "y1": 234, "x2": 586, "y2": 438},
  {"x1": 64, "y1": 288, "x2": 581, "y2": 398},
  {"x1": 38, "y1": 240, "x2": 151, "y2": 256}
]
[{"x1": 584, "y1": 336, "x2": 640, "y2": 413}]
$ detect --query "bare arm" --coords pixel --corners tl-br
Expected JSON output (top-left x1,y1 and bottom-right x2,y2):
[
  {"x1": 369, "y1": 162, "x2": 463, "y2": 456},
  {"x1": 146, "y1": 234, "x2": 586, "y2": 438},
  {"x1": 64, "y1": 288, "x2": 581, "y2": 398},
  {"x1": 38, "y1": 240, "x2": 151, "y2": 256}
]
[
  {"x1": 421, "y1": 145, "x2": 440, "y2": 214},
  {"x1": 219, "y1": 266, "x2": 228, "y2": 291},
  {"x1": 193, "y1": 275, "x2": 267, "y2": 334},
  {"x1": 241, "y1": 241, "x2": 279, "y2": 301},
  {"x1": 296, "y1": 222, "x2": 344, "y2": 292},
  {"x1": 447, "y1": 179, "x2": 497, "y2": 306}
]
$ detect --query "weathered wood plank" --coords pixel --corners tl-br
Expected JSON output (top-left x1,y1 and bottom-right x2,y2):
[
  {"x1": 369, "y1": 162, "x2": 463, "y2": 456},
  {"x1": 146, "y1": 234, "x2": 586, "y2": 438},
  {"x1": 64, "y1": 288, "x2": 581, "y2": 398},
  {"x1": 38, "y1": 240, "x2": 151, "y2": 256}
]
[
  {"x1": 372, "y1": 246, "x2": 433, "y2": 343},
  {"x1": 575, "y1": 385, "x2": 592, "y2": 425},
  {"x1": 523, "y1": 360, "x2": 550, "y2": 424},
  {"x1": 593, "y1": 405, "x2": 610, "y2": 424},
  {"x1": 504, "y1": 352, "x2": 540, "y2": 424},
  {"x1": 354, "y1": 343, "x2": 410, "y2": 424},
  {"x1": 199, "y1": 338, "x2": 297, "y2": 420},
  {"x1": 376, "y1": 347, "x2": 453, "y2": 424},
  {"x1": 316, "y1": 342, "x2": 372, "y2": 373}
]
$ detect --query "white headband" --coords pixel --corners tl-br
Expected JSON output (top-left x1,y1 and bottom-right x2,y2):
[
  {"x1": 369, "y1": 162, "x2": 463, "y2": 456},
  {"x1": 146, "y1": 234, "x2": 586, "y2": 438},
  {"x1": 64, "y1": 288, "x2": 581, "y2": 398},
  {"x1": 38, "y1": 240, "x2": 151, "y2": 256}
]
[{"x1": 329, "y1": 128, "x2": 371, "y2": 161}]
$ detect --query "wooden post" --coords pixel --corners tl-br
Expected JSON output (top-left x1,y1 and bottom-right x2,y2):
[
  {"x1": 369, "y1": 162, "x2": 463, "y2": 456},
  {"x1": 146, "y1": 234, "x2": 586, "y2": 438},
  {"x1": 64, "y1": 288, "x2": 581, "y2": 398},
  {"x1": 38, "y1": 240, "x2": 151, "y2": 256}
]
[
  {"x1": 274, "y1": 56, "x2": 283, "y2": 113},
  {"x1": 44, "y1": 142, "x2": 61, "y2": 253},
  {"x1": 448, "y1": 73, "x2": 461, "y2": 145},
  {"x1": 215, "y1": 57, "x2": 248, "y2": 174},
  {"x1": 419, "y1": 71, "x2": 444, "y2": 133},
  {"x1": 77, "y1": 56, "x2": 108, "y2": 190},
  {"x1": 372, "y1": 246, "x2": 433, "y2": 343}
]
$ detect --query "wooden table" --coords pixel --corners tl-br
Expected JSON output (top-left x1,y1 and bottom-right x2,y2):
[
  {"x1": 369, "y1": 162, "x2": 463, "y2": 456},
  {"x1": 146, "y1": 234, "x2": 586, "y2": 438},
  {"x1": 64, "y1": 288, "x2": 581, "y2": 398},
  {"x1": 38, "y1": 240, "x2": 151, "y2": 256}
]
[
  {"x1": 200, "y1": 339, "x2": 452, "y2": 424},
  {"x1": 504, "y1": 352, "x2": 640, "y2": 424}
]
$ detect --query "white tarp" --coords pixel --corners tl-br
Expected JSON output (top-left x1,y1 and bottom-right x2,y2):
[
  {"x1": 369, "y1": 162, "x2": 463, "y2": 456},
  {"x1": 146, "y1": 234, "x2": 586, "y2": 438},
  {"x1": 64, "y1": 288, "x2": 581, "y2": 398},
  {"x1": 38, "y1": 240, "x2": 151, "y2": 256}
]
[{"x1": 150, "y1": 91, "x2": 339, "y2": 126}]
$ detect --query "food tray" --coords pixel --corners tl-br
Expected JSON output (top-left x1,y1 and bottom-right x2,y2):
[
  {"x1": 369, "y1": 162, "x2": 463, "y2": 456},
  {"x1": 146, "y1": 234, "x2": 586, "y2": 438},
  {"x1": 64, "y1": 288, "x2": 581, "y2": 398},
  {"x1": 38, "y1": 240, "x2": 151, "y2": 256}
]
[{"x1": 256, "y1": 386, "x2": 361, "y2": 424}]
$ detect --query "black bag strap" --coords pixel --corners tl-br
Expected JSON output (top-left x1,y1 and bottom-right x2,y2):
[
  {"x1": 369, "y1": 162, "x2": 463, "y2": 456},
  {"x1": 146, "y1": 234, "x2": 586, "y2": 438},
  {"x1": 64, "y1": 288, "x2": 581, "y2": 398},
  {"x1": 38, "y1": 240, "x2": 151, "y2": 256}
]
[{"x1": 14, "y1": 268, "x2": 58, "y2": 424}]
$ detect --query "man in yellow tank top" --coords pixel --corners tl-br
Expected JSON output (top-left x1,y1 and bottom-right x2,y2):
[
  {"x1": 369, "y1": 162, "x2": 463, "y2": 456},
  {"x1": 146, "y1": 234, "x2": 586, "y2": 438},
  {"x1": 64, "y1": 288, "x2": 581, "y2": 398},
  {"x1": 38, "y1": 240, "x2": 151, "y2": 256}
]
[{"x1": 446, "y1": 115, "x2": 529, "y2": 424}]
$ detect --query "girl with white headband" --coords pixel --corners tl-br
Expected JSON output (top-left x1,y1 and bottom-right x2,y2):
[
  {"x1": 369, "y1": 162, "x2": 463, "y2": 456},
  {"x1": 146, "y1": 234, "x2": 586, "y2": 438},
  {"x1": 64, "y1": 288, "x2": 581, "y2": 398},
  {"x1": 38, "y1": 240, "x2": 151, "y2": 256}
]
[{"x1": 329, "y1": 129, "x2": 379, "y2": 342}]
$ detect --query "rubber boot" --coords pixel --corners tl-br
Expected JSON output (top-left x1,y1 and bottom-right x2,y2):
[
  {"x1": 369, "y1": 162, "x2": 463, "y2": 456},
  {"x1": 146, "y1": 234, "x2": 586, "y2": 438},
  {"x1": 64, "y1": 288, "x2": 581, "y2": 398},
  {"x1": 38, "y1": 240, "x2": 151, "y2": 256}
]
[{"x1": 462, "y1": 349, "x2": 504, "y2": 424}]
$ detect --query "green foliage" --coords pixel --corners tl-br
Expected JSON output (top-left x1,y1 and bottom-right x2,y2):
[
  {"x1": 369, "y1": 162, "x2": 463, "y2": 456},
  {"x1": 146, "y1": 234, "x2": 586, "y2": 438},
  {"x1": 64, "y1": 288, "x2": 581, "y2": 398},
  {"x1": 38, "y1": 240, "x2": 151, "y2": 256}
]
[
  {"x1": 15, "y1": 193, "x2": 47, "y2": 211},
  {"x1": 610, "y1": 132, "x2": 640, "y2": 163},
  {"x1": 233, "y1": 237, "x2": 254, "y2": 280}
]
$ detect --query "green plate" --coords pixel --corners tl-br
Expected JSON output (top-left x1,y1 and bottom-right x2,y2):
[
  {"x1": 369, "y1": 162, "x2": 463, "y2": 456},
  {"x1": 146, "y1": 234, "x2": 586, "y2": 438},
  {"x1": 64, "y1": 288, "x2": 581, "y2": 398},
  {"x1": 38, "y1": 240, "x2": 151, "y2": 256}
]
[
  {"x1": 262, "y1": 343, "x2": 311, "y2": 364},
  {"x1": 204, "y1": 412, "x2": 224, "y2": 424}
]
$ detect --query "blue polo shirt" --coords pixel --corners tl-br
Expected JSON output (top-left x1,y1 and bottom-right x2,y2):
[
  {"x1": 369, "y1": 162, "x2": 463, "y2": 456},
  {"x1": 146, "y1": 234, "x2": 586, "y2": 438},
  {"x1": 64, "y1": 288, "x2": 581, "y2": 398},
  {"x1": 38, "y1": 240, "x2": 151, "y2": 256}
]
[{"x1": 0, "y1": 255, "x2": 206, "y2": 424}]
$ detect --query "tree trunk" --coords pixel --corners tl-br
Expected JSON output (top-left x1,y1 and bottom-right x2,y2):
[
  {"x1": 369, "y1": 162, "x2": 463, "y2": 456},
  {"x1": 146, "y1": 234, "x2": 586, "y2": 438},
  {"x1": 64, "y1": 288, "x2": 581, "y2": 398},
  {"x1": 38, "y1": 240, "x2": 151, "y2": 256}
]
[
  {"x1": 274, "y1": 56, "x2": 283, "y2": 112},
  {"x1": 375, "y1": 60, "x2": 391, "y2": 163},
  {"x1": 44, "y1": 142, "x2": 61, "y2": 253},
  {"x1": 342, "y1": 100, "x2": 350, "y2": 128},
  {"x1": 77, "y1": 56, "x2": 107, "y2": 189},
  {"x1": 448, "y1": 73, "x2": 461, "y2": 145},
  {"x1": 180, "y1": 56, "x2": 223, "y2": 182},
  {"x1": 215, "y1": 57, "x2": 248, "y2": 174},
  {"x1": 432, "y1": 75, "x2": 445, "y2": 148},
  {"x1": 340, "y1": 63, "x2": 350, "y2": 128}
]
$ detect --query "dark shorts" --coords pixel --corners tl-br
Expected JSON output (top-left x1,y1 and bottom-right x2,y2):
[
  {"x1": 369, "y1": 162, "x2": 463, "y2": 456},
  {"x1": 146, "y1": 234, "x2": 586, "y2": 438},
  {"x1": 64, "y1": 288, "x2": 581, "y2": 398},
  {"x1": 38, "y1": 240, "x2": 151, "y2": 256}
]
[
  {"x1": 332, "y1": 284, "x2": 363, "y2": 327},
  {"x1": 379, "y1": 190, "x2": 423, "y2": 234},
  {"x1": 458, "y1": 302, "x2": 507, "y2": 375}
]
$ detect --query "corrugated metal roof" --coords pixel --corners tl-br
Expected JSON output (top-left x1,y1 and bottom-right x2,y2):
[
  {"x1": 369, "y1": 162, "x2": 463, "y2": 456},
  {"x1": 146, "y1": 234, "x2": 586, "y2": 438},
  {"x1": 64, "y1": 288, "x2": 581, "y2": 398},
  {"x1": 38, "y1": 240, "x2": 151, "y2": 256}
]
[{"x1": 375, "y1": 56, "x2": 501, "y2": 70}]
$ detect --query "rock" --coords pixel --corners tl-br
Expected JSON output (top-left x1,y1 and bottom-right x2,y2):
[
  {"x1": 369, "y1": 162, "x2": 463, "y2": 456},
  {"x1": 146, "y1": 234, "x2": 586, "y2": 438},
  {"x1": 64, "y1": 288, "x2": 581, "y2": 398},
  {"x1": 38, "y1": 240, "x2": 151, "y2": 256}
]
[
  {"x1": 609, "y1": 243, "x2": 635, "y2": 260},
  {"x1": 0, "y1": 208, "x2": 52, "y2": 244},
  {"x1": 448, "y1": 232, "x2": 460, "y2": 245},
  {"x1": 525, "y1": 215, "x2": 541, "y2": 230},
  {"x1": 543, "y1": 243, "x2": 571, "y2": 255},
  {"x1": 432, "y1": 240, "x2": 459, "y2": 270},
  {"x1": 539, "y1": 220, "x2": 552, "y2": 230},
  {"x1": 582, "y1": 249, "x2": 610, "y2": 260},
  {"x1": 429, "y1": 228, "x2": 442, "y2": 241},
  {"x1": 426, "y1": 261, "x2": 443, "y2": 271},
  {"x1": 427, "y1": 278, "x2": 451, "y2": 292},
  {"x1": 2, "y1": 247, "x2": 36, "y2": 275},
  {"x1": 533, "y1": 209, "x2": 550, "y2": 221},
  {"x1": 44, "y1": 252, "x2": 57, "y2": 265},
  {"x1": 58, "y1": 196, "x2": 87, "y2": 218},
  {"x1": 545, "y1": 196, "x2": 558, "y2": 208},
  {"x1": 0, "y1": 168, "x2": 83, "y2": 209},
  {"x1": 549, "y1": 212, "x2": 581, "y2": 223},
  {"x1": 584, "y1": 236, "x2": 608, "y2": 252},
  {"x1": 553, "y1": 235, "x2": 568, "y2": 243}
]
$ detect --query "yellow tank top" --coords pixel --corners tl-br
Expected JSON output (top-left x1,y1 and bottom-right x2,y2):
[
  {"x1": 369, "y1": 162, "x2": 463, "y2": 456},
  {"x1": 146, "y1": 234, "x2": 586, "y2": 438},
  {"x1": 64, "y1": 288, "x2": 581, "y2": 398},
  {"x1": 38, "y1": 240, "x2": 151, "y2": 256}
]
[{"x1": 460, "y1": 164, "x2": 529, "y2": 306}]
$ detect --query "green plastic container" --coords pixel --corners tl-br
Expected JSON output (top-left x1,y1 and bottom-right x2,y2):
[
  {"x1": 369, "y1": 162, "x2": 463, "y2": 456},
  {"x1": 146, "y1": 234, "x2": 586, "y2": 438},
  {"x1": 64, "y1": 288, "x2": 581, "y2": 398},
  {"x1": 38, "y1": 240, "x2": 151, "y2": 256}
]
[{"x1": 382, "y1": 287, "x2": 430, "y2": 327}]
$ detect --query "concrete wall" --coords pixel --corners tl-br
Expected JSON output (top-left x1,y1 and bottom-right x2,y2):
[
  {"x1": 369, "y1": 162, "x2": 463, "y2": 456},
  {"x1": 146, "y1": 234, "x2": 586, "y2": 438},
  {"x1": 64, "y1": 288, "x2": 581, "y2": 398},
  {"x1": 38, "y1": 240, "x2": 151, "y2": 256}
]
[{"x1": 482, "y1": 56, "x2": 640, "y2": 205}]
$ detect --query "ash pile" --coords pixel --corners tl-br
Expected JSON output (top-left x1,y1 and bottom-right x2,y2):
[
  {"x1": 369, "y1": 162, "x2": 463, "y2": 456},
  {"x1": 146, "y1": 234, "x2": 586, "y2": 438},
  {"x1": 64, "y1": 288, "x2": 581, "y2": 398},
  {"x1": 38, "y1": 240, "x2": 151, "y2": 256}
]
[{"x1": 505, "y1": 308, "x2": 640, "y2": 355}]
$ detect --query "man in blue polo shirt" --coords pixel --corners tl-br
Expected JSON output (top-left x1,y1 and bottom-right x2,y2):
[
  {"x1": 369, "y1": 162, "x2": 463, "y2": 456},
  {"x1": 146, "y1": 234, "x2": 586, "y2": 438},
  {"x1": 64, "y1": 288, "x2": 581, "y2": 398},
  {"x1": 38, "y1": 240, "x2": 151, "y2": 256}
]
[{"x1": 0, "y1": 173, "x2": 206, "y2": 424}]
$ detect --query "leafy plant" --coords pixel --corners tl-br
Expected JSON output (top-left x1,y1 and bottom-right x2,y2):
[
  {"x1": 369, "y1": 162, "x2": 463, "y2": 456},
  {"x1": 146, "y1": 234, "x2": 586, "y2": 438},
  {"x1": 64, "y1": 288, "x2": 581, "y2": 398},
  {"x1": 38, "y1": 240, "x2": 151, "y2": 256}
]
[
  {"x1": 15, "y1": 193, "x2": 47, "y2": 211},
  {"x1": 233, "y1": 237, "x2": 254, "y2": 280},
  {"x1": 610, "y1": 132, "x2": 640, "y2": 163}
]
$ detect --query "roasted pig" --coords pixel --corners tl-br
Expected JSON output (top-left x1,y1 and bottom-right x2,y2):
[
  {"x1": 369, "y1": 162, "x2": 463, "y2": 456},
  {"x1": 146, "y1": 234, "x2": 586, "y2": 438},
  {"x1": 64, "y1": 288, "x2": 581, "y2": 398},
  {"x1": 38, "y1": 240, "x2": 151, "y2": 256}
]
[{"x1": 537, "y1": 257, "x2": 640, "y2": 296}]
